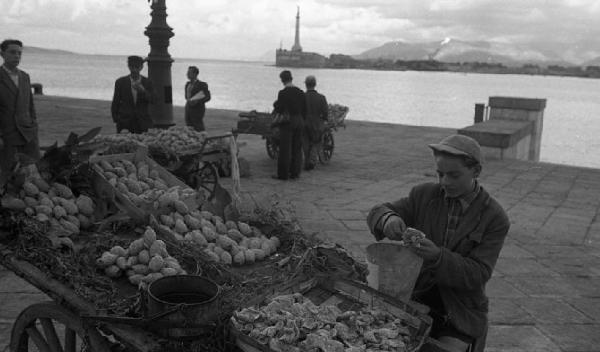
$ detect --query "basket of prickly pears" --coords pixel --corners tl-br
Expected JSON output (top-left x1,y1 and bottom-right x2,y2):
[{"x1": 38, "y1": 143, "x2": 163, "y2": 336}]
[
  {"x1": 230, "y1": 276, "x2": 432, "y2": 352},
  {"x1": 327, "y1": 104, "x2": 349, "y2": 129}
]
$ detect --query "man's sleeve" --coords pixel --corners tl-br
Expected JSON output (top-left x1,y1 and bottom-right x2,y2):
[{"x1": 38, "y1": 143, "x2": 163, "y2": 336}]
[
  {"x1": 273, "y1": 90, "x2": 284, "y2": 113},
  {"x1": 111, "y1": 80, "x2": 120, "y2": 122},
  {"x1": 321, "y1": 95, "x2": 329, "y2": 120},
  {"x1": 26, "y1": 74, "x2": 37, "y2": 121},
  {"x1": 367, "y1": 187, "x2": 418, "y2": 240},
  {"x1": 202, "y1": 82, "x2": 211, "y2": 103}
]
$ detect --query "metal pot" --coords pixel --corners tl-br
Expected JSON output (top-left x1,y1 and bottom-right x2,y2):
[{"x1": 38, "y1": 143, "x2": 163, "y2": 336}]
[{"x1": 146, "y1": 275, "x2": 220, "y2": 339}]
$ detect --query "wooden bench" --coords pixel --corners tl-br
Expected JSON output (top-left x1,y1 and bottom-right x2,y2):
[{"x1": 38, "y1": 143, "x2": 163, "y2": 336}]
[{"x1": 458, "y1": 119, "x2": 533, "y2": 161}]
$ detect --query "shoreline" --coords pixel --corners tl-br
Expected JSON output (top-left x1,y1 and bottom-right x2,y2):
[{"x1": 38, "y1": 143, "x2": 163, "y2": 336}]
[{"x1": 33, "y1": 94, "x2": 599, "y2": 172}]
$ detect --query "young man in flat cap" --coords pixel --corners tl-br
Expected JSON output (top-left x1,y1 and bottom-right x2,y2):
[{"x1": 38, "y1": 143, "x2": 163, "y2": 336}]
[
  {"x1": 111, "y1": 55, "x2": 154, "y2": 134},
  {"x1": 367, "y1": 134, "x2": 510, "y2": 352}
]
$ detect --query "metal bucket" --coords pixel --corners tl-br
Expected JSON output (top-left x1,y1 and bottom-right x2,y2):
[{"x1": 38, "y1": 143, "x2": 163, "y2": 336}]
[
  {"x1": 366, "y1": 242, "x2": 423, "y2": 301},
  {"x1": 146, "y1": 275, "x2": 221, "y2": 339}
]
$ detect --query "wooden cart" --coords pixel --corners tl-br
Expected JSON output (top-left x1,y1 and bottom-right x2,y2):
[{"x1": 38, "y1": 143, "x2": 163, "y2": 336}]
[
  {"x1": 148, "y1": 133, "x2": 235, "y2": 200},
  {"x1": 235, "y1": 104, "x2": 348, "y2": 164}
]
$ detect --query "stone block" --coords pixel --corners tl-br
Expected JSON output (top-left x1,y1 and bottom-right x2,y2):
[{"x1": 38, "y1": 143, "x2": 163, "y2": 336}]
[
  {"x1": 488, "y1": 96, "x2": 547, "y2": 111},
  {"x1": 486, "y1": 325, "x2": 560, "y2": 352},
  {"x1": 489, "y1": 298, "x2": 535, "y2": 324},
  {"x1": 538, "y1": 324, "x2": 600, "y2": 351},
  {"x1": 514, "y1": 297, "x2": 593, "y2": 324},
  {"x1": 506, "y1": 276, "x2": 576, "y2": 297},
  {"x1": 459, "y1": 119, "x2": 533, "y2": 148},
  {"x1": 494, "y1": 258, "x2": 559, "y2": 277},
  {"x1": 486, "y1": 277, "x2": 527, "y2": 298},
  {"x1": 565, "y1": 297, "x2": 600, "y2": 322}
]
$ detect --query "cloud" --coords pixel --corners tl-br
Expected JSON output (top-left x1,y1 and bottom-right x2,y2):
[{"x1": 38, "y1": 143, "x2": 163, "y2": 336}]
[{"x1": 0, "y1": 0, "x2": 598, "y2": 62}]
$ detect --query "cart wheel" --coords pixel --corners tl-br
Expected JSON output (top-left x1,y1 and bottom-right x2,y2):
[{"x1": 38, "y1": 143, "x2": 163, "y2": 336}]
[
  {"x1": 319, "y1": 131, "x2": 335, "y2": 164},
  {"x1": 265, "y1": 137, "x2": 279, "y2": 160},
  {"x1": 10, "y1": 302, "x2": 111, "y2": 352},
  {"x1": 194, "y1": 163, "x2": 219, "y2": 200}
]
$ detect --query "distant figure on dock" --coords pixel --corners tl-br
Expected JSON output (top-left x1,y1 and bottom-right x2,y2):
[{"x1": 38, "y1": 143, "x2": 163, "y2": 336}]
[
  {"x1": 184, "y1": 66, "x2": 211, "y2": 132},
  {"x1": 0, "y1": 39, "x2": 40, "y2": 175},
  {"x1": 303, "y1": 75, "x2": 328, "y2": 170},
  {"x1": 111, "y1": 55, "x2": 154, "y2": 134},
  {"x1": 272, "y1": 70, "x2": 305, "y2": 180},
  {"x1": 367, "y1": 134, "x2": 510, "y2": 352}
]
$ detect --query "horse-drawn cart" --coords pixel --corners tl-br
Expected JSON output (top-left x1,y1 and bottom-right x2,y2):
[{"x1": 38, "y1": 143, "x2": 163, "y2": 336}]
[{"x1": 235, "y1": 104, "x2": 349, "y2": 164}]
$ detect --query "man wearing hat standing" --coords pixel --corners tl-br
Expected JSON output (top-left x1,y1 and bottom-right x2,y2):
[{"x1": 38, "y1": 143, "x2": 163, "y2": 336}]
[
  {"x1": 111, "y1": 55, "x2": 154, "y2": 133},
  {"x1": 367, "y1": 134, "x2": 510, "y2": 352},
  {"x1": 303, "y1": 75, "x2": 328, "y2": 171}
]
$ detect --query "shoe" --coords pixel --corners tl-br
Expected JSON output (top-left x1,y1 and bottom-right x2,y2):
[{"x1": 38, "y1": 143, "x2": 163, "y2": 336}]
[
  {"x1": 271, "y1": 175, "x2": 287, "y2": 180},
  {"x1": 290, "y1": 174, "x2": 299, "y2": 180},
  {"x1": 304, "y1": 164, "x2": 315, "y2": 171}
]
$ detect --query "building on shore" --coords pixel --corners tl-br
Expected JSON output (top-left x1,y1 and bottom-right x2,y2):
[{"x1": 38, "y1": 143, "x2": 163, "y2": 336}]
[{"x1": 275, "y1": 7, "x2": 328, "y2": 68}]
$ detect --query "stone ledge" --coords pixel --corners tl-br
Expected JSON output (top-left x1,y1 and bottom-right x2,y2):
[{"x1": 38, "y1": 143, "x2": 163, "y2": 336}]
[
  {"x1": 458, "y1": 119, "x2": 533, "y2": 148},
  {"x1": 489, "y1": 96, "x2": 547, "y2": 111}
]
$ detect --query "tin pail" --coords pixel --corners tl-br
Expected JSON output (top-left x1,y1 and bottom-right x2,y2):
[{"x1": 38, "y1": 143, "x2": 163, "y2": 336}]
[
  {"x1": 146, "y1": 275, "x2": 220, "y2": 339},
  {"x1": 366, "y1": 242, "x2": 423, "y2": 301}
]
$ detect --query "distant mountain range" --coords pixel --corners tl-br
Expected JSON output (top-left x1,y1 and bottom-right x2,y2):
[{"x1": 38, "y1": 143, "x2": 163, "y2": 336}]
[
  {"x1": 24, "y1": 46, "x2": 77, "y2": 55},
  {"x1": 355, "y1": 38, "x2": 600, "y2": 67}
]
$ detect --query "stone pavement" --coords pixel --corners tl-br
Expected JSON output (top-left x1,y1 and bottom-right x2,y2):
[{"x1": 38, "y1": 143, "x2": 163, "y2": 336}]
[{"x1": 1, "y1": 96, "x2": 599, "y2": 351}]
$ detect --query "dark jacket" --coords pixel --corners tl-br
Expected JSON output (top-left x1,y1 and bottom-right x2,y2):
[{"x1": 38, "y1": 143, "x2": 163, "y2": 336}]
[
  {"x1": 111, "y1": 75, "x2": 154, "y2": 133},
  {"x1": 273, "y1": 85, "x2": 305, "y2": 128},
  {"x1": 367, "y1": 182, "x2": 510, "y2": 339},
  {"x1": 0, "y1": 68, "x2": 38, "y2": 146},
  {"x1": 304, "y1": 89, "x2": 328, "y2": 141},
  {"x1": 184, "y1": 80, "x2": 210, "y2": 116}
]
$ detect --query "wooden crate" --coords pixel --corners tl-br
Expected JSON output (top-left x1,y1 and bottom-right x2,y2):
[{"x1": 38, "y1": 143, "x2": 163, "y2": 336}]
[
  {"x1": 231, "y1": 276, "x2": 432, "y2": 352},
  {"x1": 89, "y1": 148, "x2": 201, "y2": 220}
]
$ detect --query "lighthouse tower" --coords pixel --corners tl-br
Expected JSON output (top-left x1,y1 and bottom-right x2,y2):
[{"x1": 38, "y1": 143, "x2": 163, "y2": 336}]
[{"x1": 291, "y1": 7, "x2": 302, "y2": 52}]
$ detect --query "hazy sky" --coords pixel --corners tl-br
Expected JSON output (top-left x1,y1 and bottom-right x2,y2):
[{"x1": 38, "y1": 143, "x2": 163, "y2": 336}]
[{"x1": 2, "y1": 0, "x2": 600, "y2": 62}]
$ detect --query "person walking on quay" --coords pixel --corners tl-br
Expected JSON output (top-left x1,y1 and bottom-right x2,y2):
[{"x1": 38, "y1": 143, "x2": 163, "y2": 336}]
[
  {"x1": 0, "y1": 39, "x2": 40, "y2": 176},
  {"x1": 272, "y1": 70, "x2": 305, "y2": 180},
  {"x1": 111, "y1": 55, "x2": 154, "y2": 134},
  {"x1": 184, "y1": 66, "x2": 211, "y2": 132},
  {"x1": 302, "y1": 75, "x2": 328, "y2": 171},
  {"x1": 366, "y1": 134, "x2": 509, "y2": 352}
]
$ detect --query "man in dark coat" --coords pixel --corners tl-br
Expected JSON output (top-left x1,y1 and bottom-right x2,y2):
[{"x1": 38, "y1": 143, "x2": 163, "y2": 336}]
[
  {"x1": 272, "y1": 70, "x2": 305, "y2": 180},
  {"x1": 111, "y1": 56, "x2": 154, "y2": 133},
  {"x1": 303, "y1": 75, "x2": 328, "y2": 170},
  {"x1": 0, "y1": 39, "x2": 40, "y2": 176},
  {"x1": 184, "y1": 66, "x2": 211, "y2": 132},
  {"x1": 367, "y1": 135, "x2": 510, "y2": 352}
]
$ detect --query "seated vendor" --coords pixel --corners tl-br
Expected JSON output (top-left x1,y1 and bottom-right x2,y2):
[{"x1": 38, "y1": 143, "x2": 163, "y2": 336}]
[{"x1": 366, "y1": 134, "x2": 510, "y2": 352}]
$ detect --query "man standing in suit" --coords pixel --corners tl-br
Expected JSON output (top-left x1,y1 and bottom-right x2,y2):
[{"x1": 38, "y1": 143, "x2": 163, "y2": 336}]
[
  {"x1": 184, "y1": 66, "x2": 211, "y2": 132},
  {"x1": 272, "y1": 70, "x2": 305, "y2": 180},
  {"x1": 0, "y1": 39, "x2": 40, "y2": 176},
  {"x1": 111, "y1": 56, "x2": 154, "y2": 133},
  {"x1": 303, "y1": 75, "x2": 328, "y2": 171}
]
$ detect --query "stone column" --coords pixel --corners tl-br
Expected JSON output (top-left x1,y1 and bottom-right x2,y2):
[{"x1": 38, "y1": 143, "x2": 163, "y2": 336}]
[
  {"x1": 144, "y1": 0, "x2": 174, "y2": 128},
  {"x1": 488, "y1": 97, "x2": 546, "y2": 161}
]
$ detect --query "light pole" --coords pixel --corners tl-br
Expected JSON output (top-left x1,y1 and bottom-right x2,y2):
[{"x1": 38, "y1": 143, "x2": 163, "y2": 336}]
[{"x1": 144, "y1": 0, "x2": 174, "y2": 128}]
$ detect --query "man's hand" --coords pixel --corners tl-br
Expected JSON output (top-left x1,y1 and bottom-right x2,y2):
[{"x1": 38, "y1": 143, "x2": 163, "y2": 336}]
[
  {"x1": 409, "y1": 237, "x2": 441, "y2": 262},
  {"x1": 382, "y1": 215, "x2": 407, "y2": 241}
]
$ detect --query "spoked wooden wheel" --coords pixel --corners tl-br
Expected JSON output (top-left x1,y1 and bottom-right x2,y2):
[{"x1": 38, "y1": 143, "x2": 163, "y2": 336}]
[
  {"x1": 319, "y1": 131, "x2": 335, "y2": 164},
  {"x1": 10, "y1": 302, "x2": 109, "y2": 352},
  {"x1": 265, "y1": 137, "x2": 279, "y2": 160},
  {"x1": 194, "y1": 163, "x2": 219, "y2": 200}
]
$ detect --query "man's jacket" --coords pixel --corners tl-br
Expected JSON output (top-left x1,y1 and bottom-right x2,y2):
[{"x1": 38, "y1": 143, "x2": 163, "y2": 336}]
[
  {"x1": 111, "y1": 75, "x2": 154, "y2": 133},
  {"x1": 184, "y1": 80, "x2": 211, "y2": 117},
  {"x1": 304, "y1": 89, "x2": 328, "y2": 142},
  {"x1": 367, "y1": 182, "x2": 510, "y2": 339},
  {"x1": 0, "y1": 68, "x2": 37, "y2": 146}
]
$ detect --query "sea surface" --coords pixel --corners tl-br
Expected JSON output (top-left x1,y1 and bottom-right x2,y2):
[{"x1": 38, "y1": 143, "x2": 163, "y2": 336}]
[{"x1": 21, "y1": 51, "x2": 600, "y2": 169}]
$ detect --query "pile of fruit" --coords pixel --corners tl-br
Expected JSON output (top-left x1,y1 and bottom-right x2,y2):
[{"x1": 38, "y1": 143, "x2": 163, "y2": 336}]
[
  {"x1": 328, "y1": 104, "x2": 349, "y2": 126},
  {"x1": 96, "y1": 226, "x2": 186, "y2": 286},
  {"x1": 92, "y1": 158, "x2": 198, "y2": 210},
  {"x1": 156, "y1": 208, "x2": 281, "y2": 266},
  {"x1": 1, "y1": 176, "x2": 96, "y2": 241},
  {"x1": 93, "y1": 126, "x2": 209, "y2": 155},
  {"x1": 232, "y1": 293, "x2": 414, "y2": 352}
]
